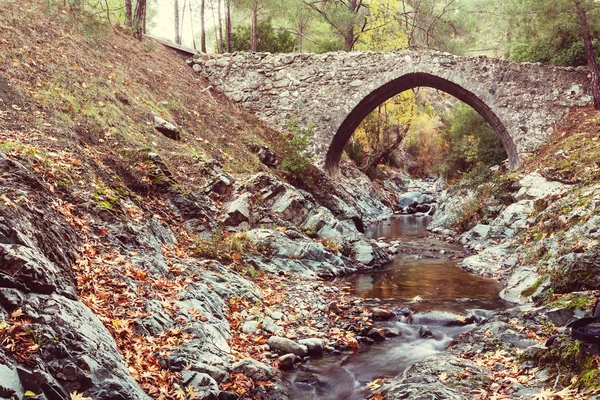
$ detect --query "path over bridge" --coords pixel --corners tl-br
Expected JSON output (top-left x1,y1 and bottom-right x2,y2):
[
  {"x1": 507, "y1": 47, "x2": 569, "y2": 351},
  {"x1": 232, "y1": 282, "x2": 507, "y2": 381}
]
[{"x1": 190, "y1": 51, "x2": 593, "y2": 172}]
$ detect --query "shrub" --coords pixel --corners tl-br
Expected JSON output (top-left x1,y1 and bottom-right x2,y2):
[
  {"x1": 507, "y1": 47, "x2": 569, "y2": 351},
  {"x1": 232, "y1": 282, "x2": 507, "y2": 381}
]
[{"x1": 280, "y1": 120, "x2": 315, "y2": 180}]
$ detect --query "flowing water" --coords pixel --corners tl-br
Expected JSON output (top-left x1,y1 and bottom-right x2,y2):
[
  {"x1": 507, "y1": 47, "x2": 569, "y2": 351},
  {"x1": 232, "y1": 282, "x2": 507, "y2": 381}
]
[{"x1": 286, "y1": 216, "x2": 507, "y2": 399}]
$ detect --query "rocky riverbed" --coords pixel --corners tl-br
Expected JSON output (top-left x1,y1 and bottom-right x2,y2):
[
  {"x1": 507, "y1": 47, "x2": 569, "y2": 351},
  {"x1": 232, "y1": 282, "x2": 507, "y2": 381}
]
[{"x1": 3, "y1": 137, "x2": 600, "y2": 400}]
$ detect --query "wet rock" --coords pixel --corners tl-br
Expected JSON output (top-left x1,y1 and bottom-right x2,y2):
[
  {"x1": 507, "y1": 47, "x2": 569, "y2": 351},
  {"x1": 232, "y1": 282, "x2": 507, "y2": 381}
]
[
  {"x1": 327, "y1": 301, "x2": 342, "y2": 315},
  {"x1": 268, "y1": 336, "x2": 308, "y2": 357},
  {"x1": 232, "y1": 358, "x2": 280, "y2": 381},
  {"x1": 358, "y1": 336, "x2": 376, "y2": 345},
  {"x1": 415, "y1": 204, "x2": 431, "y2": 213},
  {"x1": 298, "y1": 338, "x2": 325, "y2": 355},
  {"x1": 381, "y1": 327, "x2": 401, "y2": 337},
  {"x1": 366, "y1": 328, "x2": 386, "y2": 342},
  {"x1": 419, "y1": 325, "x2": 434, "y2": 338},
  {"x1": 278, "y1": 354, "x2": 296, "y2": 370},
  {"x1": 153, "y1": 115, "x2": 180, "y2": 140},
  {"x1": 218, "y1": 392, "x2": 238, "y2": 400},
  {"x1": 398, "y1": 192, "x2": 421, "y2": 208},
  {"x1": 372, "y1": 308, "x2": 394, "y2": 321},
  {"x1": 382, "y1": 353, "x2": 491, "y2": 400}
]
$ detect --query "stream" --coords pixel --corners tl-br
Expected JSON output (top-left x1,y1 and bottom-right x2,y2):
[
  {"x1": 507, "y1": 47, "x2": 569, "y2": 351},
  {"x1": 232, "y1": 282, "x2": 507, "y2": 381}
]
[{"x1": 286, "y1": 215, "x2": 508, "y2": 399}]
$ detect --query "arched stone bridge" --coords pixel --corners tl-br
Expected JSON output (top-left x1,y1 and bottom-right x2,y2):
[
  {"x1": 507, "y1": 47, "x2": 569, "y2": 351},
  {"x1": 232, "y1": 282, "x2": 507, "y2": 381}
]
[{"x1": 190, "y1": 51, "x2": 593, "y2": 172}]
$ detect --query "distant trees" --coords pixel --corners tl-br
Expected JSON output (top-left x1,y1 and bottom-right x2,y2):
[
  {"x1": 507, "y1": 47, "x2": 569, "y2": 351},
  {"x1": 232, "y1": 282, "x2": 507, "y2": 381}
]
[{"x1": 231, "y1": 18, "x2": 296, "y2": 52}]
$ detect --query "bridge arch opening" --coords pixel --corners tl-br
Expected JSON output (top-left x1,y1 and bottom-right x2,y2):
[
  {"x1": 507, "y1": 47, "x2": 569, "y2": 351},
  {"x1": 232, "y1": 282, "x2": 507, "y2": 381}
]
[{"x1": 324, "y1": 72, "x2": 518, "y2": 174}]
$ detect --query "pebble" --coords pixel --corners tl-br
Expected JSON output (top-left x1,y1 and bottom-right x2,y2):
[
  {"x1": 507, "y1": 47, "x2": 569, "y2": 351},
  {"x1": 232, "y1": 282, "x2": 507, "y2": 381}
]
[
  {"x1": 271, "y1": 311, "x2": 284, "y2": 320},
  {"x1": 242, "y1": 320, "x2": 259, "y2": 334}
]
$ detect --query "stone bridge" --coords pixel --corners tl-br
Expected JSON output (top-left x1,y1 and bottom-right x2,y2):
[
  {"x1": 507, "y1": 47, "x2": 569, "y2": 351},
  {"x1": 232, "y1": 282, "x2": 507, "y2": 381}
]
[{"x1": 189, "y1": 51, "x2": 593, "y2": 172}]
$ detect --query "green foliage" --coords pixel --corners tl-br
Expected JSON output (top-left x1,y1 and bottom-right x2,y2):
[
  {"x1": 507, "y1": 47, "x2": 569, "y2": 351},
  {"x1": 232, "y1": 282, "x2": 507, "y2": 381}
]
[
  {"x1": 344, "y1": 141, "x2": 364, "y2": 165},
  {"x1": 504, "y1": 0, "x2": 600, "y2": 67},
  {"x1": 441, "y1": 103, "x2": 506, "y2": 180},
  {"x1": 280, "y1": 120, "x2": 315, "y2": 180},
  {"x1": 231, "y1": 18, "x2": 296, "y2": 53}
]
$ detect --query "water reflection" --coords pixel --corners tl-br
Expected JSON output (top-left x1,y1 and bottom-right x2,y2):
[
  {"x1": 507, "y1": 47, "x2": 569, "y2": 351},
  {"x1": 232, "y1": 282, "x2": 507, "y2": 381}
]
[
  {"x1": 345, "y1": 256, "x2": 506, "y2": 313},
  {"x1": 365, "y1": 215, "x2": 431, "y2": 239}
]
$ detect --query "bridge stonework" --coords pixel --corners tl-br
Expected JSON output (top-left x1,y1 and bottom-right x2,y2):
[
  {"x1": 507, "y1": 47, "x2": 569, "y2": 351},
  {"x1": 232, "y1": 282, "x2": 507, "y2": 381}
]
[{"x1": 190, "y1": 51, "x2": 592, "y2": 172}]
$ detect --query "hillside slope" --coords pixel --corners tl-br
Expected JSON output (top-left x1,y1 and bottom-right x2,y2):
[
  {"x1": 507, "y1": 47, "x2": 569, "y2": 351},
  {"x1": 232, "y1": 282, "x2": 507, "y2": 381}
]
[{"x1": 0, "y1": 3, "x2": 396, "y2": 399}]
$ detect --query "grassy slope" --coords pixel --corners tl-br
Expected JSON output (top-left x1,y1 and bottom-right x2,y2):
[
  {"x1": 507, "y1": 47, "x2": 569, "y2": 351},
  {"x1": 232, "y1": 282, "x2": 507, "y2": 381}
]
[{"x1": 0, "y1": 0, "x2": 283, "y2": 197}]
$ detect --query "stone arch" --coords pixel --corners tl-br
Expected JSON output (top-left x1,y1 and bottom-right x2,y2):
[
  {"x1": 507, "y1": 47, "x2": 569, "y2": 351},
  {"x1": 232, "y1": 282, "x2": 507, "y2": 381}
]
[{"x1": 324, "y1": 72, "x2": 518, "y2": 174}]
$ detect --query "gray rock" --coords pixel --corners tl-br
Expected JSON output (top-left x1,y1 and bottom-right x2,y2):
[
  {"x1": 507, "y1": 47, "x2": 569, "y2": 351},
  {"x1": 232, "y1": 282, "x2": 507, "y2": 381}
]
[
  {"x1": 271, "y1": 311, "x2": 284, "y2": 320},
  {"x1": 153, "y1": 115, "x2": 181, "y2": 140},
  {"x1": 419, "y1": 325, "x2": 434, "y2": 338},
  {"x1": 262, "y1": 317, "x2": 283, "y2": 335},
  {"x1": 268, "y1": 336, "x2": 308, "y2": 357},
  {"x1": 398, "y1": 192, "x2": 421, "y2": 208},
  {"x1": 189, "y1": 363, "x2": 228, "y2": 383},
  {"x1": 242, "y1": 320, "x2": 259, "y2": 334},
  {"x1": 545, "y1": 307, "x2": 574, "y2": 327},
  {"x1": 223, "y1": 193, "x2": 251, "y2": 226},
  {"x1": 0, "y1": 361, "x2": 24, "y2": 399},
  {"x1": 515, "y1": 173, "x2": 568, "y2": 200},
  {"x1": 382, "y1": 353, "x2": 491, "y2": 400},
  {"x1": 381, "y1": 327, "x2": 401, "y2": 337},
  {"x1": 232, "y1": 358, "x2": 279, "y2": 381},
  {"x1": 271, "y1": 189, "x2": 310, "y2": 226},
  {"x1": 181, "y1": 371, "x2": 219, "y2": 399},
  {"x1": 553, "y1": 248, "x2": 600, "y2": 292},
  {"x1": 417, "y1": 194, "x2": 433, "y2": 204},
  {"x1": 372, "y1": 308, "x2": 394, "y2": 321},
  {"x1": 367, "y1": 328, "x2": 386, "y2": 342},
  {"x1": 278, "y1": 354, "x2": 296, "y2": 370},
  {"x1": 298, "y1": 338, "x2": 325, "y2": 355}
]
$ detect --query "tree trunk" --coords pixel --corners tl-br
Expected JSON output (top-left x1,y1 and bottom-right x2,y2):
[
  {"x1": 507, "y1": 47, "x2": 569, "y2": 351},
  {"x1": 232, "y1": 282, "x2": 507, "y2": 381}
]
[
  {"x1": 217, "y1": 0, "x2": 224, "y2": 53},
  {"x1": 189, "y1": 0, "x2": 197, "y2": 49},
  {"x1": 226, "y1": 0, "x2": 232, "y2": 52},
  {"x1": 133, "y1": 0, "x2": 146, "y2": 39},
  {"x1": 574, "y1": 0, "x2": 600, "y2": 109},
  {"x1": 298, "y1": 19, "x2": 304, "y2": 53},
  {"x1": 201, "y1": 0, "x2": 206, "y2": 52},
  {"x1": 358, "y1": 125, "x2": 408, "y2": 173},
  {"x1": 174, "y1": 0, "x2": 181, "y2": 44},
  {"x1": 125, "y1": 0, "x2": 132, "y2": 27},
  {"x1": 251, "y1": 3, "x2": 258, "y2": 52},
  {"x1": 344, "y1": 25, "x2": 354, "y2": 51}
]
